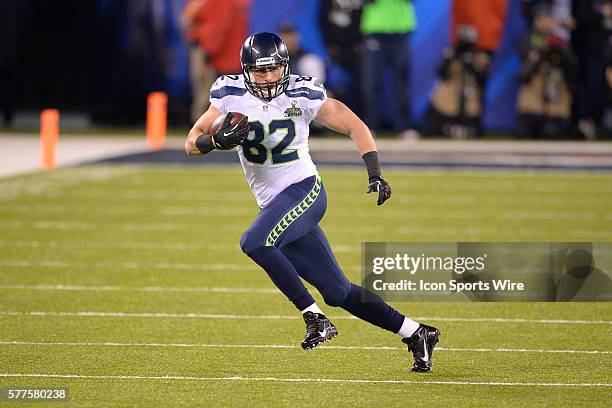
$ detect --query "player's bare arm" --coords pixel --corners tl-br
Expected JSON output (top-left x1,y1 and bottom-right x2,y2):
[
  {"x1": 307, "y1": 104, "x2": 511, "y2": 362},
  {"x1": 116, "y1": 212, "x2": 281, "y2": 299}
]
[
  {"x1": 185, "y1": 104, "x2": 223, "y2": 156},
  {"x1": 315, "y1": 98, "x2": 392, "y2": 206},
  {"x1": 315, "y1": 98, "x2": 376, "y2": 155}
]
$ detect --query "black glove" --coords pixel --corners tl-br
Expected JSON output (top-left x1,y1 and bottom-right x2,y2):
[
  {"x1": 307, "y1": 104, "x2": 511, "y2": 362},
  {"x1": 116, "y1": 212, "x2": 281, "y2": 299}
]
[
  {"x1": 367, "y1": 175, "x2": 391, "y2": 206},
  {"x1": 211, "y1": 113, "x2": 249, "y2": 150}
]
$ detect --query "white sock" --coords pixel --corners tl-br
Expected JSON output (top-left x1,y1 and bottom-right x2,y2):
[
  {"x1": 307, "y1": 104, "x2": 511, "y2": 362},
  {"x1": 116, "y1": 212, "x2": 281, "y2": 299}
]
[
  {"x1": 301, "y1": 303, "x2": 324, "y2": 315},
  {"x1": 397, "y1": 317, "x2": 421, "y2": 339}
]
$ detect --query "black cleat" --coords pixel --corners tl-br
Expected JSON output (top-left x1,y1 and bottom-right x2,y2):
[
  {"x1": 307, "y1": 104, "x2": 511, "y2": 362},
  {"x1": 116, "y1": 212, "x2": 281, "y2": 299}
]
[
  {"x1": 301, "y1": 311, "x2": 338, "y2": 350},
  {"x1": 402, "y1": 324, "x2": 441, "y2": 372}
]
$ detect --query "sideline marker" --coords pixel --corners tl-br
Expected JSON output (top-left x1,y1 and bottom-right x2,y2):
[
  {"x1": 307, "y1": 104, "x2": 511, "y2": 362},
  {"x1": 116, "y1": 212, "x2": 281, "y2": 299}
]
[
  {"x1": 40, "y1": 109, "x2": 59, "y2": 170},
  {"x1": 147, "y1": 92, "x2": 167, "y2": 150}
]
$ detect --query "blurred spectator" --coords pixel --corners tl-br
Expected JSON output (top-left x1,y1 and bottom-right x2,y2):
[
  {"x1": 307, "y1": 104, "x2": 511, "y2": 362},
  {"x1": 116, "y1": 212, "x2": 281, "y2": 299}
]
[
  {"x1": 319, "y1": 0, "x2": 364, "y2": 116},
  {"x1": 182, "y1": 0, "x2": 249, "y2": 122},
  {"x1": 278, "y1": 21, "x2": 326, "y2": 81},
  {"x1": 452, "y1": 0, "x2": 508, "y2": 54},
  {"x1": 516, "y1": 4, "x2": 577, "y2": 139},
  {"x1": 0, "y1": 0, "x2": 30, "y2": 127},
  {"x1": 182, "y1": 0, "x2": 217, "y2": 123},
  {"x1": 422, "y1": 26, "x2": 491, "y2": 138},
  {"x1": 94, "y1": 0, "x2": 172, "y2": 125},
  {"x1": 422, "y1": 0, "x2": 507, "y2": 138},
  {"x1": 551, "y1": 0, "x2": 575, "y2": 39},
  {"x1": 278, "y1": 21, "x2": 327, "y2": 134},
  {"x1": 360, "y1": 0, "x2": 417, "y2": 139},
  {"x1": 572, "y1": 0, "x2": 612, "y2": 139},
  {"x1": 523, "y1": 0, "x2": 552, "y2": 22},
  {"x1": 523, "y1": 1, "x2": 574, "y2": 41},
  {"x1": 603, "y1": 34, "x2": 612, "y2": 138}
]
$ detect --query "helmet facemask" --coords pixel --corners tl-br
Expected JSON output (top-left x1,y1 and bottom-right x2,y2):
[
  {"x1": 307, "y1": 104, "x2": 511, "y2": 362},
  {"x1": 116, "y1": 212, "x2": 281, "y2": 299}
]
[{"x1": 243, "y1": 60, "x2": 290, "y2": 102}]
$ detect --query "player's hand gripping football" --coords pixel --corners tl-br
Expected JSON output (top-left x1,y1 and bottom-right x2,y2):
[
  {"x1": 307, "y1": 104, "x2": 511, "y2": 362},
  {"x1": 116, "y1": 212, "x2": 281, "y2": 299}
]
[
  {"x1": 211, "y1": 113, "x2": 250, "y2": 150},
  {"x1": 367, "y1": 175, "x2": 392, "y2": 206}
]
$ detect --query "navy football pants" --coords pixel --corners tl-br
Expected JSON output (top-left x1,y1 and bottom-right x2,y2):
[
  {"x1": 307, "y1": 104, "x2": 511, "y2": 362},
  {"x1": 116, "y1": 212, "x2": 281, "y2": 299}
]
[{"x1": 240, "y1": 175, "x2": 405, "y2": 334}]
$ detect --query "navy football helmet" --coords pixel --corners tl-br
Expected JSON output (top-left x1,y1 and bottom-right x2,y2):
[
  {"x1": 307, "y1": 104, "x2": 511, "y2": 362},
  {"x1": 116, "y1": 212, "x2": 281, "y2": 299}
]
[{"x1": 240, "y1": 32, "x2": 290, "y2": 101}]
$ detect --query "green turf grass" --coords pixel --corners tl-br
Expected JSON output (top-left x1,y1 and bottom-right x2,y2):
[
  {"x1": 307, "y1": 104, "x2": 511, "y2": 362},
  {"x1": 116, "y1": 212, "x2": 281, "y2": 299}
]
[{"x1": 0, "y1": 165, "x2": 611, "y2": 407}]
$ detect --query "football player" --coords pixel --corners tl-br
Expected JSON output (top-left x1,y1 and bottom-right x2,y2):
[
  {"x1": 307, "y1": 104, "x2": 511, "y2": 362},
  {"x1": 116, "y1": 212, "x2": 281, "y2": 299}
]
[{"x1": 185, "y1": 32, "x2": 440, "y2": 372}]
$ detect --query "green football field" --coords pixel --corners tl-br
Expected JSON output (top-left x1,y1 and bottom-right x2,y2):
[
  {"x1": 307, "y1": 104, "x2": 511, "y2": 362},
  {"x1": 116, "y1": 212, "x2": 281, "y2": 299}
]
[{"x1": 0, "y1": 165, "x2": 611, "y2": 407}]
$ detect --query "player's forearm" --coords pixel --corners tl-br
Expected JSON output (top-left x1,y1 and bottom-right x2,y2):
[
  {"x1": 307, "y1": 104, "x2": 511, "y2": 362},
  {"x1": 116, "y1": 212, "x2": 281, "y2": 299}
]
[
  {"x1": 185, "y1": 126, "x2": 217, "y2": 156},
  {"x1": 333, "y1": 118, "x2": 384, "y2": 180},
  {"x1": 185, "y1": 128, "x2": 204, "y2": 156},
  {"x1": 318, "y1": 99, "x2": 377, "y2": 155},
  {"x1": 348, "y1": 121, "x2": 377, "y2": 156},
  {"x1": 186, "y1": 105, "x2": 224, "y2": 156}
]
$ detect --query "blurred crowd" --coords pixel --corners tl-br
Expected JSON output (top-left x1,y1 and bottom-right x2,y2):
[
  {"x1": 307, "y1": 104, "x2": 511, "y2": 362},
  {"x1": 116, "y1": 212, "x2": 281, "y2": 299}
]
[
  {"x1": 183, "y1": 0, "x2": 612, "y2": 140},
  {"x1": 1, "y1": 0, "x2": 611, "y2": 139},
  {"x1": 514, "y1": 0, "x2": 612, "y2": 140}
]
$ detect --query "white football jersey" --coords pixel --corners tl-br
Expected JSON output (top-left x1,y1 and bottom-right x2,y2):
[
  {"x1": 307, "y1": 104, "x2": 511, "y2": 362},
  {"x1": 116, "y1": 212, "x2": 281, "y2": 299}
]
[{"x1": 210, "y1": 74, "x2": 327, "y2": 207}]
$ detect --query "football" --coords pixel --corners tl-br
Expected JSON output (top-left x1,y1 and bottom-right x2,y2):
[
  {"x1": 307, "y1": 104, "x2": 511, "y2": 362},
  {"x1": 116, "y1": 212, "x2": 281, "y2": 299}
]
[{"x1": 209, "y1": 112, "x2": 248, "y2": 150}]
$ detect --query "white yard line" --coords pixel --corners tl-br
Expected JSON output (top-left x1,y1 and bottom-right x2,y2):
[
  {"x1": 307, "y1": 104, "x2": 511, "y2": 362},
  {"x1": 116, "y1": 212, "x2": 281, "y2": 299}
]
[
  {"x1": 0, "y1": 284, "x2": 280, "y2": 294},
  {"x1": 0, "y1": 311, "x2": 610, "y2": 325},
  {"x1": 1, "y1": 204, "x2": 607, "y2": 222},
  {"x1": 0, "y1": 260, "x2": 253, "y2": 271},
  {"x1": 0, "y1": 205, "x2": 253, "y2": 217},
  {"x1": 0, "y1": 240, "x2": 354, "y2": 253},
  {"x1": 0, "y1": 221, "x2": 209, "y2": 232},
  {"x1": 418, "y1": 316, "x2": 612, "y2": 324},
  {"x1": 0, "y1": 240, "x2": 206, "y2": 251},
  {"x1": 1, "y1": 340, "x2": 609, "y2": 355},
  {"x1": 1, "y1": 219, "x2": 609, "y2": 239},
  {"x1": 0, "y1": 373, "x2": 609, "y2": 387},
  {"x1": 0, "y1": 260, "x2": 361, "y2": 273},
  {"x1": 0, "y1": 311, "x2": 306, "y2": 319}
]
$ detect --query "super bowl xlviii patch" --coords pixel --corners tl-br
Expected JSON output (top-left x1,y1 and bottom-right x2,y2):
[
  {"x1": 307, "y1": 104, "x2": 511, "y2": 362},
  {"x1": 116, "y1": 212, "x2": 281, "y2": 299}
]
[{"x1": 284, "y1": 100, "x2": 302, "y2": 117}]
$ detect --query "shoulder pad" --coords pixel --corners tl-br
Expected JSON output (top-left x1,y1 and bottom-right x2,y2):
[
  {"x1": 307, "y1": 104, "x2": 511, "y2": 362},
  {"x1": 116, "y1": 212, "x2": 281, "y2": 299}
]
[
  {"x1": 210, "y1": 75, "x2": 247, "y2": 99},
  {"x1": 285, "y1": 75, "x2": 326, "y2": 101}
]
